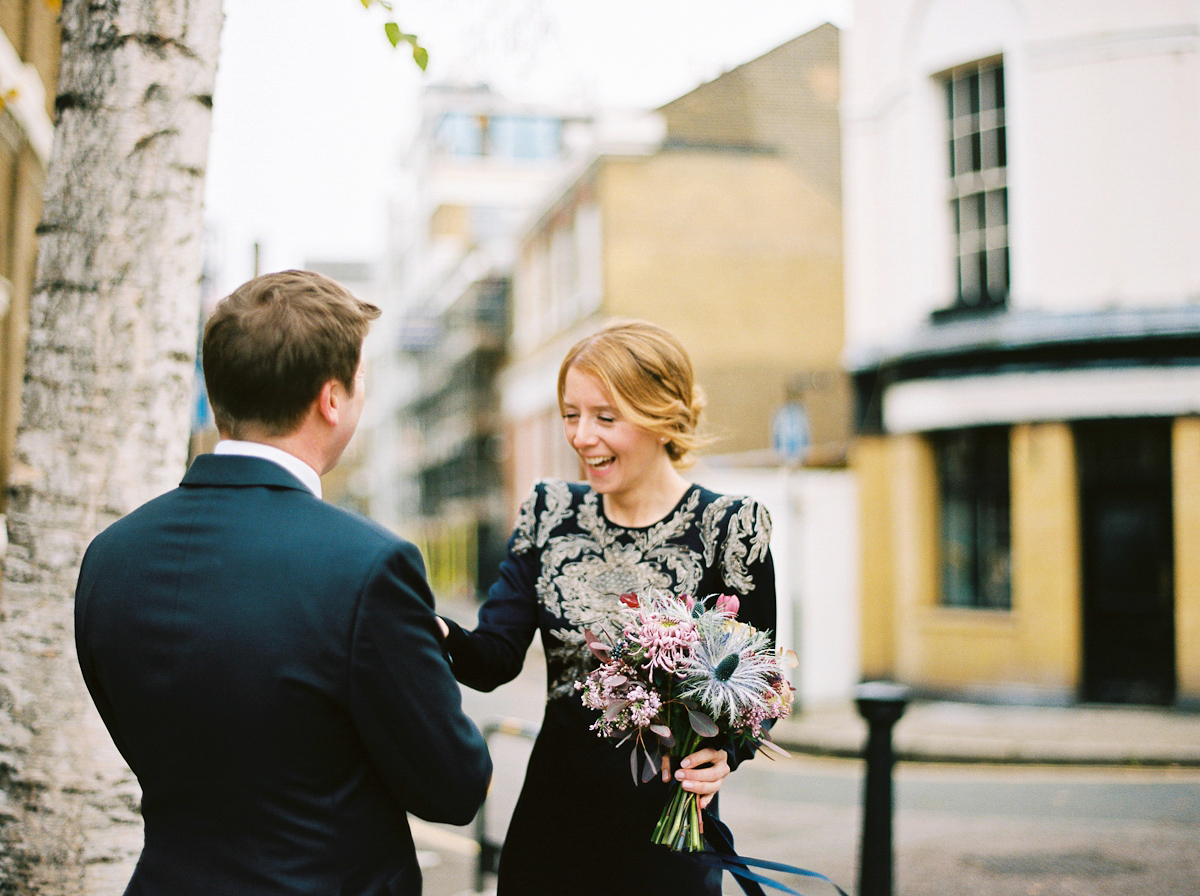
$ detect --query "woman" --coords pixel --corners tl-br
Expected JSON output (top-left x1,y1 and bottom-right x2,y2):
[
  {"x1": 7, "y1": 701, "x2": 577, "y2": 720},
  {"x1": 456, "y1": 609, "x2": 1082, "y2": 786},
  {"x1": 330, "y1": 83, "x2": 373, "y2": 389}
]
[{"x1": 438, "y1": 319, "x2": 776, "y2": 896}]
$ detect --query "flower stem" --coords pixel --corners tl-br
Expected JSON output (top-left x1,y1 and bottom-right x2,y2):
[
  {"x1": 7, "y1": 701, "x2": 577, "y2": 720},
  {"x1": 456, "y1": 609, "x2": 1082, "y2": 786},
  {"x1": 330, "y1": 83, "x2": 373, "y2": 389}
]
[{"x1": 651, "y1": 726, "x2": 706, "y2": 852}]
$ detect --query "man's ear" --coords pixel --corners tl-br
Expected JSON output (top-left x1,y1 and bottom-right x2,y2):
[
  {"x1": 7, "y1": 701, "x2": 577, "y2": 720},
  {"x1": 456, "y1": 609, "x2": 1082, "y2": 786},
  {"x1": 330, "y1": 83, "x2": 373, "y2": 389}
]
[{"x1": 316, "y1": 379, "x2": 340, "y2": 427}]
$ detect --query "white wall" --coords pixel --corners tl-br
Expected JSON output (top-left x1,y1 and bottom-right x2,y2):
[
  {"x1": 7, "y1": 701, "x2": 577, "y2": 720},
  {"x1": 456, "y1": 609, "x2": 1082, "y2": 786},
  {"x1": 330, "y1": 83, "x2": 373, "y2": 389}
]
[
  {"x1": 692, "y1": 464, "x2": 861, "y2": 707},
  {"x1": 844, "y1": 0, "x2": 1200, "y2": 364}
]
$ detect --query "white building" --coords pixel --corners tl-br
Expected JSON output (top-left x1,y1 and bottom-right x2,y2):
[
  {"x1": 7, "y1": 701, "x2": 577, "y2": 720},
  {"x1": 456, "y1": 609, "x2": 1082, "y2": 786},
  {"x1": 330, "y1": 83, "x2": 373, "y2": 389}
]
[{"x1": 843, "y1": 0, "x2": 1200, "y2": 705}]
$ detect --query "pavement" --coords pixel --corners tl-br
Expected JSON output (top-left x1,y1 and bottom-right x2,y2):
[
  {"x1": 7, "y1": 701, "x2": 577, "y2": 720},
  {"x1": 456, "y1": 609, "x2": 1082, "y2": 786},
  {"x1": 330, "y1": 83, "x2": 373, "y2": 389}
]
[
  {"x1": 435, "y1": 596, "x2": 1200, "y2": 768},
  {"x1": 771, "y1": 696, "x2": 1200, "y2": 766}
]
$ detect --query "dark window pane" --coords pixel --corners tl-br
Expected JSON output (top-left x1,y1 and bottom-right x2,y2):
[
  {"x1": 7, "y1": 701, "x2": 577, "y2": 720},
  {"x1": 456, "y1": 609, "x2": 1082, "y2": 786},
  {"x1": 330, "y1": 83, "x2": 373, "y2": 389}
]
[
  {"x1": 985, "y1": 188, "x2": 1007, "y2": 230},
  {"x1": 960, "y1": 251, "x2": 981, "y2": 303},
  {"x1": 981, "y1": 127, "x2": 1001, "y2": 170},
  {"x1": 941, "y1": 496, "x2": 976, "y2": 607},
  {"x1": 988, "y1": 246, "x2": 1009, "y2": 297},
  {"x1": 979, "y1": 67, "x2": 997, "y2": 112},
  {"x1": 936, "y1": 428, "x2": 1012, "y2": 610},
  {"x1": 954, "y1": 136, "x2": 971, "y2": 175},
  {"x1": 970, "y1": 130, "x2": 982, "y2": 171},
  {"x1": 967, "y1": 72, "x2": 980, "y2": 115},
  {"x1": 952, "y1": 77, "x2": 968, "y2": 119},
  {"x1": 959, "y1": 194, "x2": 981, "y2": 234},
  {"x1": 994, "y1": 64, "x2": 1005, "y2": 111}
]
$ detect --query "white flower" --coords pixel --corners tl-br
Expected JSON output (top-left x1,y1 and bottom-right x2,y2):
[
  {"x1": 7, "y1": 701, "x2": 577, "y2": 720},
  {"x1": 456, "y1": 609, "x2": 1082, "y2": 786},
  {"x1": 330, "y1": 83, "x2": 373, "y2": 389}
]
[{"x1": 678, "y1": 616, "x2": 778, "y2": 728}]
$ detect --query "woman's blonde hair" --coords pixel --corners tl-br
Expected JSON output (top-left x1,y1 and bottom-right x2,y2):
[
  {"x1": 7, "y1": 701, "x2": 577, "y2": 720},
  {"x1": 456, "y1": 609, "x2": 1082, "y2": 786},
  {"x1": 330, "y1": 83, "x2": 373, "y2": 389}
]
[{"x1": 557, "y1": 319, "x2": 711, "y2": 468}]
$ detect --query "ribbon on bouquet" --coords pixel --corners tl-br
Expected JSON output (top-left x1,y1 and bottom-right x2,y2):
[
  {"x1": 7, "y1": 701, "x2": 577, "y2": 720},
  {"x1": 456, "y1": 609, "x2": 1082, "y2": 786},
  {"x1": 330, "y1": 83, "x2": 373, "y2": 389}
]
[{"x1": 698, "y1": 810, "x2": 850, "y2": 896}]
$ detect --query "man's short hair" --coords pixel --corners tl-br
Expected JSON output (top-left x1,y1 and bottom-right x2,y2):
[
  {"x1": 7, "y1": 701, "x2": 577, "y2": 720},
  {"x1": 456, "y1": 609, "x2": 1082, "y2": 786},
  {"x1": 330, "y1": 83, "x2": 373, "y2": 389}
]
[{"x1": 202, "y1": 270, "x2": 381, "y2": 438}]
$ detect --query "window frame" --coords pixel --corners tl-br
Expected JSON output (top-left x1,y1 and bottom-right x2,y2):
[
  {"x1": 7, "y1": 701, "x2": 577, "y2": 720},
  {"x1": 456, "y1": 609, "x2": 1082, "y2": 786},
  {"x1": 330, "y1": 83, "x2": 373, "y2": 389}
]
[{"x1": 942, "y1": 57, "x2": 1009, "y2": 313}]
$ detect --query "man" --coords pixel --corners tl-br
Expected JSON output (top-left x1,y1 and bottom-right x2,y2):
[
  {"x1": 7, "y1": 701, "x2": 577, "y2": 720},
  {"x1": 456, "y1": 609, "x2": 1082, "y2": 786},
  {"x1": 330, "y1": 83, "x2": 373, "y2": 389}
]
[{"x1": 75, "y1": 270, "x2": 492, "y2": 895}]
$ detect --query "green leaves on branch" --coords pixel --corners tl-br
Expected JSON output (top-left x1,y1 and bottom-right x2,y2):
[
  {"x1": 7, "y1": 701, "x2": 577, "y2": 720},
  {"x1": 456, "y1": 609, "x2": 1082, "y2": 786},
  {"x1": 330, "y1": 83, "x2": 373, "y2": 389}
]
[
  {"x1": 359, "y1": 0, "x2": 428, "y2": 70},
  {"x1": 385, "y1": 23, "x2": 429, "y2": 70}
]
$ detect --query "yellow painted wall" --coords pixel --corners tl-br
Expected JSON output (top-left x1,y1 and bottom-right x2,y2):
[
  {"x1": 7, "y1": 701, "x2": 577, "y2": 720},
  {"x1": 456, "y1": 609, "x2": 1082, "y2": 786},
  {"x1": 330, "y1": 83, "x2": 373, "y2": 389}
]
[
  {"x1": 596, "y1": 151, "x2": 847, "y2": 457},
  {"x1": 1009, "y1": 423, "x2": 1081, "y2": 690},
  {"x1": 1173, "y1": 417, "x2": 1200, "y2": 700},
  {"x1": 888, "y1": 433, "x2": 938, "y2": 683},
  {"x1": 884, "y1": 424, "x2": 1082, "y2": 700}
]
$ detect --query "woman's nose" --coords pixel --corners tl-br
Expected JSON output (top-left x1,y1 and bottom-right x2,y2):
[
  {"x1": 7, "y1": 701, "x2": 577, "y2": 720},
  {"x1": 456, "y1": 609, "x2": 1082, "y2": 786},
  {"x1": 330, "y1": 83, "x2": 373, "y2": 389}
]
[{"x1": 572, "y1": 417, "x2": 596, "y2": 447}]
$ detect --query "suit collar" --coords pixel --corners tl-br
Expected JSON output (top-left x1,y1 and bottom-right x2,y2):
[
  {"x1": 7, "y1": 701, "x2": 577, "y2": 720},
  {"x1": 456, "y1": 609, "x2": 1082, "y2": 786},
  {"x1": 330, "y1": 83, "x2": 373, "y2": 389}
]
[
  {"x1": 213, "y1": 439, "x2": 322, "y2": 497},
  {"x1": 182, "y1": 453, "x2": 314, "y2": 494}
]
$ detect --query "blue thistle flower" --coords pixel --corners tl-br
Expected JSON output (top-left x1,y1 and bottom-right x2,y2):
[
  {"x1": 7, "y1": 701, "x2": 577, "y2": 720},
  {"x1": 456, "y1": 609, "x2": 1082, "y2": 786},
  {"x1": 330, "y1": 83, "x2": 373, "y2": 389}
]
[{"x1": 678, "y1": 615, "x2": 776, "y2": 728}]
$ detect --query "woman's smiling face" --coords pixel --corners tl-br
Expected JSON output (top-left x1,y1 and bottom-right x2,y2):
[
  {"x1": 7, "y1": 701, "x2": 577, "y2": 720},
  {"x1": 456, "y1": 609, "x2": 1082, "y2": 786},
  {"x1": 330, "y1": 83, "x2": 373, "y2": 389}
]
[{"x1": 560, "y1": 366, "x2": 667, "y2": 501}]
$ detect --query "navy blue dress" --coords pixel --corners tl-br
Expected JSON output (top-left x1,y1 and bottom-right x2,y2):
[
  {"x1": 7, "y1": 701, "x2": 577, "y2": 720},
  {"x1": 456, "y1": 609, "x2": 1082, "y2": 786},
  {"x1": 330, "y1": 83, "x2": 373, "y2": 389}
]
[{"x1": 443, "y1": 479, "x2": 777, "y2": 896}]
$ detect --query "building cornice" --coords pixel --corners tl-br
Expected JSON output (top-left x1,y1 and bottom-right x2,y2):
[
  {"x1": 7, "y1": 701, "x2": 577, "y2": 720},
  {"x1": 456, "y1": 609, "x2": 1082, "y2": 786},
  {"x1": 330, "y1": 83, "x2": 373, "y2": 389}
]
[{"x1": 848, "y1": 305, "x2": 1200, "y2": 378}]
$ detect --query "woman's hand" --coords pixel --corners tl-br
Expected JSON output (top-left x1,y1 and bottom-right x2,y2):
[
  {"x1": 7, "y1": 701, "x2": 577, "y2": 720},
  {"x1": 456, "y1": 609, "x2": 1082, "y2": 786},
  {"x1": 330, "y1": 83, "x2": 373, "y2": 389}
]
[{"x1": 660, "y1": 747, "x2": 730, "y2": 810}]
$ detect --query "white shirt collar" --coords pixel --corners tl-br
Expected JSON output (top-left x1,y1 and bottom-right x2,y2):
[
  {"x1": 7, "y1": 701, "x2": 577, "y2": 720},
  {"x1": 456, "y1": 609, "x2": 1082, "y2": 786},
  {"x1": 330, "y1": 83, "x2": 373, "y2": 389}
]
[{"x1": 213, "y1": 440, "x2": 323, "y2": 498}]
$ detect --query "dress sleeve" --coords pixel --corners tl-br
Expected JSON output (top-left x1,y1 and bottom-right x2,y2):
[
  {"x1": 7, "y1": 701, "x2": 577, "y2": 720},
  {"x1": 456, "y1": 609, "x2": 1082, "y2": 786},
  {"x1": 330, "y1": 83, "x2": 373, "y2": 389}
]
[
  {"x1": 717, "y1": 496, "x2": 778, "y2": 768},
  {"x1": 442, "y1": 488, "x2": 543, "y2": 692},
  {"x1": 719, "y1": 497, "x2": 776, "y2": 641}
]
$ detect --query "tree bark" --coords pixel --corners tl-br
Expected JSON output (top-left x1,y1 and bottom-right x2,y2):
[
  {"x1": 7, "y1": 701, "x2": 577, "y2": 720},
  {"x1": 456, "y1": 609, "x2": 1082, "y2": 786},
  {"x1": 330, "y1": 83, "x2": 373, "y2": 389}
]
[{"x1": 0, "y1": 1, "x2": 222, "y2": 892}]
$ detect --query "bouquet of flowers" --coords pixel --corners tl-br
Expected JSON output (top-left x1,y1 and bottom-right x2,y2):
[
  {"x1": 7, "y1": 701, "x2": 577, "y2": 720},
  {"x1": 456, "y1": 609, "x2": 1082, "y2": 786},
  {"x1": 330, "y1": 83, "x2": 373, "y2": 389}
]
[{"x1": 576, "y1": 590, "x2": 795, "y2": 853}]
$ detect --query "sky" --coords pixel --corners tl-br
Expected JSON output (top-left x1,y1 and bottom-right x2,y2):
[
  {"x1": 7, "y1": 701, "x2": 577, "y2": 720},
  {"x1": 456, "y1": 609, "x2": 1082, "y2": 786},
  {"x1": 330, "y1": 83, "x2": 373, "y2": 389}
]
[{"x1": 203, "y1": 0, "x2": 851, "y2": 294}]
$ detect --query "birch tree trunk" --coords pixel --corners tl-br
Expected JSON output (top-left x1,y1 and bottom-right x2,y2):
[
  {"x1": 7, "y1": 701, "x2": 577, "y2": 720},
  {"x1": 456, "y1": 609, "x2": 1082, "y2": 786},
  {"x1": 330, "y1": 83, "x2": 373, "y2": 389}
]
[{"x1": 0, "y1": 1, "x2": 223, "y2": 892}]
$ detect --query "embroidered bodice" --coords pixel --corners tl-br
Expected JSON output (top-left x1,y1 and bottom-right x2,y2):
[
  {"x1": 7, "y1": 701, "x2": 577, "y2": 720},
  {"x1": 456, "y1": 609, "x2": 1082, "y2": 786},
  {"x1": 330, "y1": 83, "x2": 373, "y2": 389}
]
[{"x1": 446, "y1": 479, "x2": 776, "y2": 704}]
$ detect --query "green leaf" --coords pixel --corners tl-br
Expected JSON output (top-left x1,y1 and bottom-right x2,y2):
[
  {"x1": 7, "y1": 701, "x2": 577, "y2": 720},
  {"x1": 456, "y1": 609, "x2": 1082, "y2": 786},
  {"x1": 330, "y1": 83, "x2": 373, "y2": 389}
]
[
  {"x1": 384, "y1": 22, "x2": 402, "y2": 48},
  {"x1": 412, "y1": 44, "x2": 429, "y2": 71}
]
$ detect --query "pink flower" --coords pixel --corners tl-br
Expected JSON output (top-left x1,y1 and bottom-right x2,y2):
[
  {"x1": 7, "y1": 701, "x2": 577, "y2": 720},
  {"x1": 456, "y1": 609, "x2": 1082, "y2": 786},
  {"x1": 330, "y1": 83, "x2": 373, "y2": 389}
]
[
  {"x1": 633, "y1": 611, "x2": 698, "y2": 675},
  {"x1": 715, "y1": 594, "x2": 740, "y2": 616}
]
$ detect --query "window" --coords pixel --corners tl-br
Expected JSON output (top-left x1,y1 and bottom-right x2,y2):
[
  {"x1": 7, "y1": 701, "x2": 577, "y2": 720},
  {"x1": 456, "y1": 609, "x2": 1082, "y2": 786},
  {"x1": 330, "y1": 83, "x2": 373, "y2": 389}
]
[
  {"x1": 489, "y1": 116, "x2": 562, "y2": 161},
  {"x1": 434, "y1": 114, "x2": 563, "y2": 161},
  {"x1": 945, "y1": 60, "x2": 1008, "y2": 310},
  {"x1": 435, "y1": 113, "x2": 484, "y2": 157},
  {"x1": 935, "y1": 427, "x2": 1011, "y2": 609}
]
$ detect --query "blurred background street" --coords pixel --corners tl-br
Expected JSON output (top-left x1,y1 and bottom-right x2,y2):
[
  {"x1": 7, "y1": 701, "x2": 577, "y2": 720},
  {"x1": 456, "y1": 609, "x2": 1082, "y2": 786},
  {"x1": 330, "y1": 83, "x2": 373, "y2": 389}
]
[
  {"x1": 414, "y1": 598, "x2": 1200, "y2": 896},
  {"x1": 4, "y1": 0, "x2": 1200, "y2": 891}
]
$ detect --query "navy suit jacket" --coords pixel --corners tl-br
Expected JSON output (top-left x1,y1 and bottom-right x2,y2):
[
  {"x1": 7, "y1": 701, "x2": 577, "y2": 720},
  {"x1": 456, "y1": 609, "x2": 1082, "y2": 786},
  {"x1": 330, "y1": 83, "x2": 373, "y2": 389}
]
[{"x1": 75, "y1": 454, "x2": 492, "y2": 896}]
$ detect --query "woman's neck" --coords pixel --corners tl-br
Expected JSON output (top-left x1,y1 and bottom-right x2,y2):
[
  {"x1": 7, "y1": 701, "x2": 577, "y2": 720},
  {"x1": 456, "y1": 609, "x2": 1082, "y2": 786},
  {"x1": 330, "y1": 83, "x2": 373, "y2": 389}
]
[{"x1": 602, "y1": 468, "x2": 691, "y2": 528}]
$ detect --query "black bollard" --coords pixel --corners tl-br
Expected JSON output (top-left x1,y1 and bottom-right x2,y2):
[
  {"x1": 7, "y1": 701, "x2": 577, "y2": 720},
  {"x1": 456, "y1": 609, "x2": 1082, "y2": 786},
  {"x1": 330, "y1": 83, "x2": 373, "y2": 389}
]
[{"x1": 855, "y1": 681, "x2": 910, "y2": 896}]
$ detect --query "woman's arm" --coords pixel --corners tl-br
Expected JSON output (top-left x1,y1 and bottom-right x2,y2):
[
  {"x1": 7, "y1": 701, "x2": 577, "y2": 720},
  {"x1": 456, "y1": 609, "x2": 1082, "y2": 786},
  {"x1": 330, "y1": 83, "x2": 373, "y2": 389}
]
[
  {"x1": 439, "y1": 546, "x2": 539, "y2": 692},
  {"x1": 438, "y1": 487, "x2": 545, "y2": 692}
]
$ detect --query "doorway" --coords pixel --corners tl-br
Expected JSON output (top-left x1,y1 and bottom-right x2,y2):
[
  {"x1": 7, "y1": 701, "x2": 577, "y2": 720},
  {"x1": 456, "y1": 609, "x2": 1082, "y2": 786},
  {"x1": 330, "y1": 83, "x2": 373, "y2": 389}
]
[{"x1": 1075, "y1": 418, "x2": 1176, "y2": 705}]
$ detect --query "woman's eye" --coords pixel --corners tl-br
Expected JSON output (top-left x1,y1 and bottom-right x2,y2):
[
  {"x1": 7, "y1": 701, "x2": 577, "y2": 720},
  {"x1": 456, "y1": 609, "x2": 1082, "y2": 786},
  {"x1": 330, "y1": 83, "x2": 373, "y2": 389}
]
[
  {"x1": 563, "y1": 413, "x2": 578, "y2": 421},
  {"x1": 598, "y1": 416, "x2": 615, "y2": 424}
]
